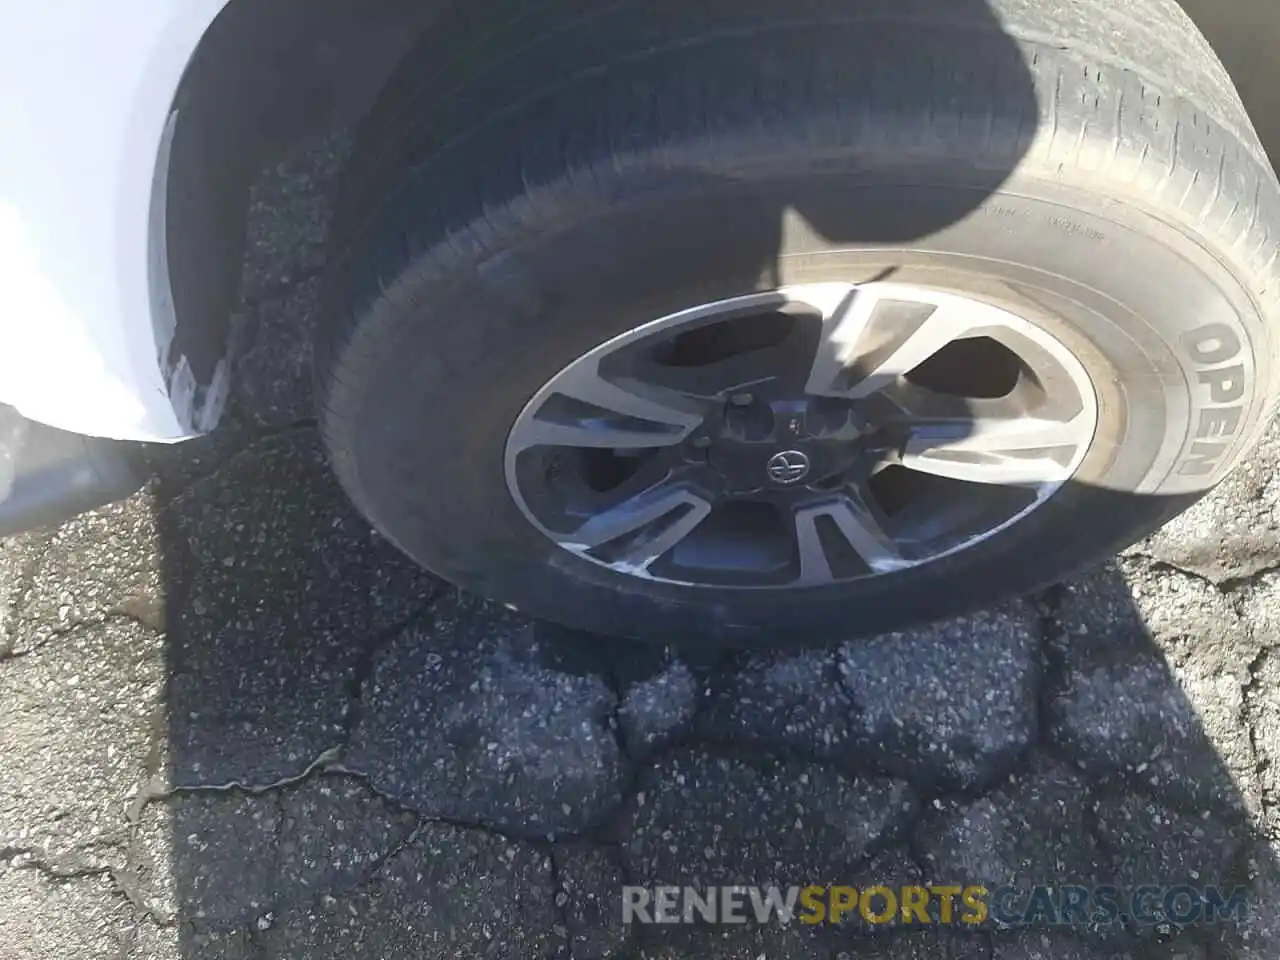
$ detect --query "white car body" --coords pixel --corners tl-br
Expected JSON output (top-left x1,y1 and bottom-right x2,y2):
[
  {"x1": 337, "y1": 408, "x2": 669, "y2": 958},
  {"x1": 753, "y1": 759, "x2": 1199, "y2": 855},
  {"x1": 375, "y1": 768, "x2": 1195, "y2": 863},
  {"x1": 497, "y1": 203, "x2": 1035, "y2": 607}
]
[{"x1": 0, "y1": 1, "x2": 232, "y2": 442}]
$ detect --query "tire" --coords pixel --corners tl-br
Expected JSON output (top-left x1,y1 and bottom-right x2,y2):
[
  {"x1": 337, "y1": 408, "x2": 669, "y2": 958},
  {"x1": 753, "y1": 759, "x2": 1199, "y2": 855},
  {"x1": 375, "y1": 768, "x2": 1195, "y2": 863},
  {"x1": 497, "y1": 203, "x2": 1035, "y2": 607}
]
[{"x1": 317, "y1": 0, "x2": 1280, "y2": 645}]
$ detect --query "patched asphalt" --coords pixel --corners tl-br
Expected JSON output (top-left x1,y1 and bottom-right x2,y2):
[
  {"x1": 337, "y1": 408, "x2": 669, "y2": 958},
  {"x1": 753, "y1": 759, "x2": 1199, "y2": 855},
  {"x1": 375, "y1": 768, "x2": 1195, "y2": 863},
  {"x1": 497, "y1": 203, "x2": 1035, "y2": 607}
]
[{"x1": 2, "y1": 136, "x2": 1280, "y2": 959}]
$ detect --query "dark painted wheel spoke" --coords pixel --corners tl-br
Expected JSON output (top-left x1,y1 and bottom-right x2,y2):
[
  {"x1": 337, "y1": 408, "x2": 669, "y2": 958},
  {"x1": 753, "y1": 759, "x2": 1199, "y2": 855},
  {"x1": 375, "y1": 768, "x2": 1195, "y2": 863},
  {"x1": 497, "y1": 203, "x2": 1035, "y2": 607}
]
[
  {"x1": 794, "y1": 492, "x2": 908, "y2": 584},
  {"x1": 510, "y1": 357, "x2": 704, "y2": 452},
  {"x1": 565, "y1": 483, "x2": 713, "y2": 570}
]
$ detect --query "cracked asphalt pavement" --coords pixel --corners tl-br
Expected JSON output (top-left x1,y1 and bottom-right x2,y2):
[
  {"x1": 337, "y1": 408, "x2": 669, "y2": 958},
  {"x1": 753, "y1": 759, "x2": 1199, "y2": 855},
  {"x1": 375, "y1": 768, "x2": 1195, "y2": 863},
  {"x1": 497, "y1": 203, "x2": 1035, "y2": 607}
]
[{"x1": 3, "y1": 136, "x2": 1280, "y2": 959}]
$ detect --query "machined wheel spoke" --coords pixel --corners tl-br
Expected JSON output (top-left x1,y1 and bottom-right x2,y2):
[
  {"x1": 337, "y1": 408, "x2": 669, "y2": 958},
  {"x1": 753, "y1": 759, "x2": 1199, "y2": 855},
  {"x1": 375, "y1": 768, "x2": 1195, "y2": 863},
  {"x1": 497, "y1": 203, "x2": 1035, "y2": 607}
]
[
  {"x1": 805, "y1": 284, "x2": 873, "y2": 399},
  {"x1": 806, "y1": 287, "x2": 977, "y2": 400},
  {"x1": 564, "y1": 484, "x2": 712, "y2": 569},
  {"x1": 900, "y1": 414, "x2": 1090, "y2": 486},
  {"x1": 845, "y1": 302, "x2": 974, "y2": 399},
  {"x1": 512, "y1": 357, "x2": 706, "y2": 452},
  {"x1": 794, "y1": 493, "x2": 909, "y2": 584}
]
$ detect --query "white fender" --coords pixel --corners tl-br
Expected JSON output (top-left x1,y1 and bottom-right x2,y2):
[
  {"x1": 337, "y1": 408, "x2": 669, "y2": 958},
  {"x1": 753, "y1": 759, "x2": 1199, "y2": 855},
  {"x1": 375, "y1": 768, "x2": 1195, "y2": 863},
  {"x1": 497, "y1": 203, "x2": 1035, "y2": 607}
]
[{"x1": 0, "y1": 1, "x2": 233, "y2": 441}]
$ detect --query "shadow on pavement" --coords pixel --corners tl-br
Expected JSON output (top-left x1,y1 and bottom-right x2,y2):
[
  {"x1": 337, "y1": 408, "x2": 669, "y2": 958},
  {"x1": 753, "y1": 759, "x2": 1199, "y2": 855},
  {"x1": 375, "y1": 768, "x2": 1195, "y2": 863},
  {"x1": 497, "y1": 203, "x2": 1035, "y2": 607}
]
[
  {"x1": 59, "y1": 0, "x2": 1280, "y2": 956},
  {"x1": 137, "y1": 428, "x2": 1280, "y2": 958}
]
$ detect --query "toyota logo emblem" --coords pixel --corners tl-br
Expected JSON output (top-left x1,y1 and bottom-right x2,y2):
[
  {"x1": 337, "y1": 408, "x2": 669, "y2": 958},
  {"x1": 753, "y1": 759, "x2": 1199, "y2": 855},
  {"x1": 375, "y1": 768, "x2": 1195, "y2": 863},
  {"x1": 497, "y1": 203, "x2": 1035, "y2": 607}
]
[{"x1": 766, "y1": 450, "x2": 811, "y2": 485}]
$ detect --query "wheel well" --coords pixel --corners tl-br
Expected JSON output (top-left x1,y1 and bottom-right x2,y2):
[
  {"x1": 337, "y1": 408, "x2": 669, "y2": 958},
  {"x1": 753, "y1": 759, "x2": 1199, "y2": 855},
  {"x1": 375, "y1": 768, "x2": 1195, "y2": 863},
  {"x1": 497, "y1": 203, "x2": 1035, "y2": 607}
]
[
  {"x1": 161, "y1": 0, "x2": 1280, "y2": 424},
  {"x1": 162, "y1": 0, "x2": 438, "y2": 403}
]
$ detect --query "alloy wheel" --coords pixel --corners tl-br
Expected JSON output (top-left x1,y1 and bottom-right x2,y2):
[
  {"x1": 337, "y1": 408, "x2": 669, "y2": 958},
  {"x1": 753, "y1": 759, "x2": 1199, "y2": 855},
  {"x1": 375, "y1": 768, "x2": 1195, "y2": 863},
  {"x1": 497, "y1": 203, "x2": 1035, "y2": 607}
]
[{"x1": 504, "y1": 283, "x2": 1098, "y2": 588}]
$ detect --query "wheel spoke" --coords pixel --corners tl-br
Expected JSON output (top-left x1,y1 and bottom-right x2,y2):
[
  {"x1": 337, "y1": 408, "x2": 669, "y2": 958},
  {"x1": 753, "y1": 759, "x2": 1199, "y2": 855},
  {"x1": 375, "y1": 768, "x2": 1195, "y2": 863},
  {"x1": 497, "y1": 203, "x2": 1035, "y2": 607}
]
[
  {"x1": 805, "y1": 285, "x2": 873, "y2": 398},
  {"x1": 513, "y1": 415, "x2": 683, "y2": 451},
  {"x1": 507, "y1": 281, "x2": 1099, "y2": 589},
  {"x1": 559, "y1": 359, "x2": 703, "y2": 426},
  {"x1": 807, "y1": 289, "x2": 977, "y2": 400},
  {"x1": 564, "y1": 484, "x2": 712, "y2": 570},
  {"x1": 900, "y1": 413, "x2": 1090, "y2": 486},
  {"x1": 512, "y1": 358, "x2": 705, "y2": 451},
  {"x1": 794, "y1": 493, "x2": 908, "y2": 583}
]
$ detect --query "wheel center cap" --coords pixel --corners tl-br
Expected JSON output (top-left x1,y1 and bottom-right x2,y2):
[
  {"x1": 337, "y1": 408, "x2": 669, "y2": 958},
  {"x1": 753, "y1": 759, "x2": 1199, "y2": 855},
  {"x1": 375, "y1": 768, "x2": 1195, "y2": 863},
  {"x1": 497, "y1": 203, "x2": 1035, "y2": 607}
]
[{"x1": 766, "y1": 449, "x2": 811, "y2": 485}]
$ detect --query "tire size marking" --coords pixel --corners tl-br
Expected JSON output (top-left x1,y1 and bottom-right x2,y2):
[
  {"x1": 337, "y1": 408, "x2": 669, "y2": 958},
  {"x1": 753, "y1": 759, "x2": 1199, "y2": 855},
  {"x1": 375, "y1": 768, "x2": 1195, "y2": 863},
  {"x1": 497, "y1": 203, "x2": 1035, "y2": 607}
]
[
  {"x1": 1178, "y1": 322, "x2": 1247, "y2": 477},
  {"x1": 1046, "y1": 215, "x2": 1105, "y2": 242}
]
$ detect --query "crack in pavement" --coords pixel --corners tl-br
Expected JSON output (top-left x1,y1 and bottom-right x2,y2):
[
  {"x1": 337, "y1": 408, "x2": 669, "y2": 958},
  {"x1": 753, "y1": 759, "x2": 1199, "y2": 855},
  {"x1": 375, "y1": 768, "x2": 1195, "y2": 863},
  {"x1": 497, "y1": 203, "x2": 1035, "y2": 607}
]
[
  {"x1": 5, "y1": 607, "x2": 164, "y2": 661},
  {"x1": 1243, "y1": 646, "x2": 1278, "y2": 833},
  {"x1": 4, "y1": 843, "x2": 175, "y2": 928},
  {"x1": 338, "y1": 598, "x2": 445, "y2": 745},
  {"x1": 1, "y1": 846, "x2": 114, "y2": 882},
  {"x1": 126, "y1": 747, "x2": 345, "y2": 824},
  {"x1": 1127, "y1": 550, "x2": 1280, "y2": 596}
]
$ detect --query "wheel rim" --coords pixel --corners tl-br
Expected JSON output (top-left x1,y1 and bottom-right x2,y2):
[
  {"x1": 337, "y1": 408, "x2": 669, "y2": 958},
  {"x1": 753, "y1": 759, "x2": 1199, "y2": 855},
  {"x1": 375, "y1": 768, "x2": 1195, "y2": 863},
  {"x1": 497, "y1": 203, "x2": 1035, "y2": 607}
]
[{"x1": 504, "y1": 282, "x2": 1098, "y2": 588}]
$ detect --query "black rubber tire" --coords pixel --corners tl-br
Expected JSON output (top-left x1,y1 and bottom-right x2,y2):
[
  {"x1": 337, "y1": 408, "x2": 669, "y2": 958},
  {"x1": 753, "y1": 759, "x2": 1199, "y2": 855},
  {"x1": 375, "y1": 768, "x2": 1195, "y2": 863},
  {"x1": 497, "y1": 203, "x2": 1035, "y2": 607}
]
[{"x1": 317, "y1": 0, "x2": 1280, "y2": 645}]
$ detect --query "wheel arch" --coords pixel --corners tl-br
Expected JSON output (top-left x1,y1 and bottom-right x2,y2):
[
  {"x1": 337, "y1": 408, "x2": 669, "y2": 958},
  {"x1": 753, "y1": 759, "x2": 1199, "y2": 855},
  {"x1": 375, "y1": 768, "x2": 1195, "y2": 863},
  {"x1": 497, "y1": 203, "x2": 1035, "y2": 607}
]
[
  {"x1": 160, "y1": 0, "x2": 437, "y2": 435},
  {"x1": 160, "y1": 0, "x2": 1280, "y2": 435}
]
